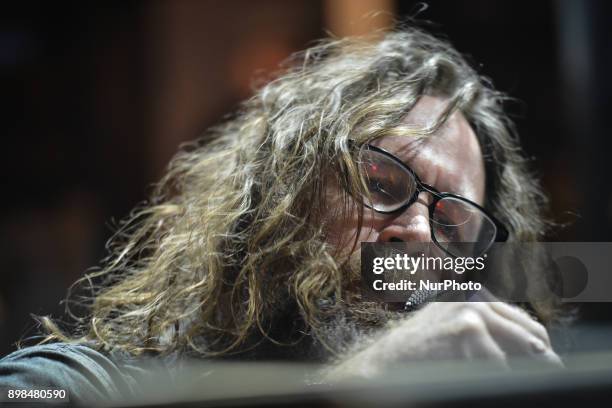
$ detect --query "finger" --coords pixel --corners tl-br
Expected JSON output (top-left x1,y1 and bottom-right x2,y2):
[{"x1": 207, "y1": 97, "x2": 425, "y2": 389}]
[
  {"x1": 460, "y1": 329, "x2": 508, "y2": 369},
  {"x1": 540, "y1": 349, "x2": 565, "y2": 368},
  {"x1": 479, "y1": 305, "x2": 547, "y2": 355},
  {"x1": 489, "y1": 302, "x2": 551, "y2": 347},
  {"x1": 478, "y1": 305, "x2": 563, "y2": 367},
  {"x1": 475, "y1": 290, "x2": 551, "y2": 347}
]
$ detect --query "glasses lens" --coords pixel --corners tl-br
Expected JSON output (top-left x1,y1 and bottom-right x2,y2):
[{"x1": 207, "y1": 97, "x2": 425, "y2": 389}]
[
  {"x1": 432, "y1": 196, "x2": 497, "y2": 257},
  {"x1": 359, "y1": 148, "x2": 417, "y2": 212}
]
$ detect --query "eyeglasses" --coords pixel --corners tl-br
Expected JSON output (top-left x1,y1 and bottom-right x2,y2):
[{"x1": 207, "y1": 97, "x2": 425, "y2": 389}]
[{"x1": 356, "y1": 144, "x2": 509, "y2": 257}]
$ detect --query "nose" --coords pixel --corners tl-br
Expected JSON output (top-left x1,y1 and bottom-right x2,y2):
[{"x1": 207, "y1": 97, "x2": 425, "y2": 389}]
[{"x1": 377, "y1": 192, "x2": 432, "y2": 243}]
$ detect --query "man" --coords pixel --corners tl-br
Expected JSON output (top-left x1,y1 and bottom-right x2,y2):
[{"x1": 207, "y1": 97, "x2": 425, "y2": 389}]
[{"x1": 0, "y1": 26, "x2": 562, "y2": 402}]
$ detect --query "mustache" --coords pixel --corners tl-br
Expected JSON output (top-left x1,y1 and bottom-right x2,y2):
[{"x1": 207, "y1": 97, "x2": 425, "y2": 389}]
[
  {"x1": 340, "y1": 243, "x2": 444, "y2": 311},
  {"x1": 311, "y1": 247, "x2": 451, "y2": 356},
  {"x1": 320, "y1": 250, "x2": 406, "y2": 327}
]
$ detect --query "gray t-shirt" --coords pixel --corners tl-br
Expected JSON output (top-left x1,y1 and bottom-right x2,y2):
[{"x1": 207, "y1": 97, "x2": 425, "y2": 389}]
[{"x1": 0, "y1": 343, "x2": 165, "y2": 405}]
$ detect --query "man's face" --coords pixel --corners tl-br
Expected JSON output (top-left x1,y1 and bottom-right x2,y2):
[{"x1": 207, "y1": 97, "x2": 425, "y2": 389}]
[
  {"x1": 327, "y1": 95, "x2": 486, "y2": 249},
  {"x1": 311, "y1": 96, "x2": 487, "y2": 349}
]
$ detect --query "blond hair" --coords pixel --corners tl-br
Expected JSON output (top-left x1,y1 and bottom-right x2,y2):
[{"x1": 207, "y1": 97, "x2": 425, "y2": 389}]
[{"x1": 41, "y1": 26, "x2": 552, "y2": 357}]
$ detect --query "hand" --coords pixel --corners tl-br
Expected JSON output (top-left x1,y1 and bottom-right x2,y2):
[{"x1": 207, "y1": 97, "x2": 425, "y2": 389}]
[{"x1": 326, "y1": 300, "x2": 563, "y2": 380}]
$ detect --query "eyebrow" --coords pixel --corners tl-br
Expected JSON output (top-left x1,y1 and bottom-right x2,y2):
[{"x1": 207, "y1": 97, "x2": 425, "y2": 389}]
[{"x1": 374, "y1": 144, "x2": 482, "y2": 203}]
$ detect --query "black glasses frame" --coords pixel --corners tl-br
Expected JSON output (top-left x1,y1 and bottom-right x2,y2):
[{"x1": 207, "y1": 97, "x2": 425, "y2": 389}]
[{"x1": 359, "y1": 144, "x2": 509, "y2": 247}]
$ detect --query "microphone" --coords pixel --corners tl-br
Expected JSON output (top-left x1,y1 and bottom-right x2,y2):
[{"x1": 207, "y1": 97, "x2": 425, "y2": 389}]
[
  {"x1": 404, "y1": 287, "x2": 481, "y2": 312},
  {"x1": 403, "y1": 289, "x2": 442, "y2": 311}
]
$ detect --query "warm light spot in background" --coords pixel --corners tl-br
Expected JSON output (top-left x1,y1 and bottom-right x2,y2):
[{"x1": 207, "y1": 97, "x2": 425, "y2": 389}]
[{"x1": 324, "y1": 0, "x2": 395, "y2": 37}]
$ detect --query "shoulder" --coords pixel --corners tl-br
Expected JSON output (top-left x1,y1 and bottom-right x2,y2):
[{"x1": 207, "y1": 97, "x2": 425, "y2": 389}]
[{"x1": 0, "y1": 343, "x2": 139, "y2": 403}]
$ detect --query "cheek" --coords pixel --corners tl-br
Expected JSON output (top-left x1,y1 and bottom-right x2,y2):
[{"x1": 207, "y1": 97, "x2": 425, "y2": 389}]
[
  {"x1": 457, "y1": 154, "x2": 486, "y2": 205},
  {"x1": 476, "y1": 160, "x2": 486, "y2": 205},
  {"x1": 325, "y1": 205, "x2": 385, "y2": 252}
]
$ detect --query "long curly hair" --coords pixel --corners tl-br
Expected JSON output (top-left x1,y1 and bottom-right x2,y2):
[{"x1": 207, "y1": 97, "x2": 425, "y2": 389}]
[{"x1": 40, "y1": 26, "x2": 552, "y2": 358}]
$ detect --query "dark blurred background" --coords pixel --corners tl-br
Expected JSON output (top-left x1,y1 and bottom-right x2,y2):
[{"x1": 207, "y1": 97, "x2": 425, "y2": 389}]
[{"x1": 0, "y1": 0, "x2": 610, "y2": 356}]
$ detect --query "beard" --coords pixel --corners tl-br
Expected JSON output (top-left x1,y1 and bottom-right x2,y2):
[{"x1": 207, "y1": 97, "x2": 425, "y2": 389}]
[
  {"x1": 223, "y1": 249, "x2": 417, "y2": 362},
  {"x1": 302, "y1": 251, "x2": 408, "y2": 361},
  {"x1": 308, "y1": 299, "x2": 405, "y2": 360}
]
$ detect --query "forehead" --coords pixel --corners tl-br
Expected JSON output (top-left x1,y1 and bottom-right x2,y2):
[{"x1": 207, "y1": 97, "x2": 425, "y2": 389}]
[{"x1": 370, "y1": 96, "x2": 485, "y2": 203}]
